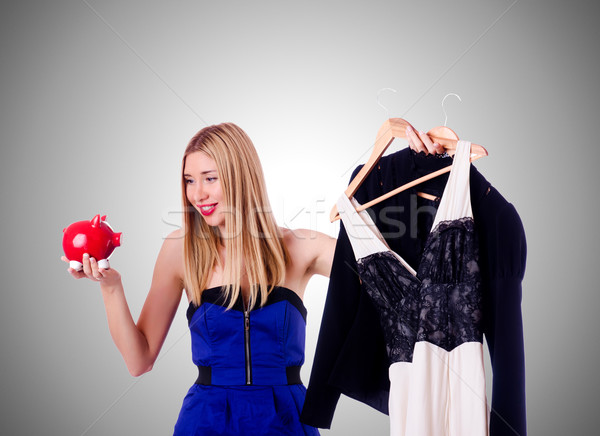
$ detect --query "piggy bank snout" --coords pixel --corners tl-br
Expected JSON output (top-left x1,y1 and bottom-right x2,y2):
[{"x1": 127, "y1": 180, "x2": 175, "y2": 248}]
[{"x1": 113, "y1": 232, "x2": 122, "y2": 247}]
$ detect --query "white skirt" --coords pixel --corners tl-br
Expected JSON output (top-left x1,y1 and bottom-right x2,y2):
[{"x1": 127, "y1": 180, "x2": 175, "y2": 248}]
[{"x1": 388, "y1": 341, "x2": 489, "y2": 436}]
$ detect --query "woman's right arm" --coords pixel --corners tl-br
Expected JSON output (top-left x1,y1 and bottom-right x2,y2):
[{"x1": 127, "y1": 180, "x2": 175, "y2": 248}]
[{"x1": 63, "y1": 229, "x2": 185, "y2": 377}]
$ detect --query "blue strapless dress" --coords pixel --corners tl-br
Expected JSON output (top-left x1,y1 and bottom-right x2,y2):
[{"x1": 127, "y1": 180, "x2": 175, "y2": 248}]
[{"x1": 173, "y1": 286, "x2": 319, "y2": 436}]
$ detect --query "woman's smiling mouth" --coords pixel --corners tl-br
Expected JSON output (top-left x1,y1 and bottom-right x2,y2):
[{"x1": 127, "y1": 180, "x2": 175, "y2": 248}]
[{"x1": 198, "y1": 203, "x2": 217, "y2": 216}]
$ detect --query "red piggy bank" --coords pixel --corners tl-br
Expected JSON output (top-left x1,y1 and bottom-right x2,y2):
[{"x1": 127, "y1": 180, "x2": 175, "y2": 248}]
[{"x1": 62, "y1": 214, "x2": 122, "y2": 271}]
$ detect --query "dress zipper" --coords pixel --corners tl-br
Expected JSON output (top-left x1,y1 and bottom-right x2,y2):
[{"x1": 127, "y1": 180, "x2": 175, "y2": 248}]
[{"x1": 243, "y1": 307, "x2": 252, "y2": 385}]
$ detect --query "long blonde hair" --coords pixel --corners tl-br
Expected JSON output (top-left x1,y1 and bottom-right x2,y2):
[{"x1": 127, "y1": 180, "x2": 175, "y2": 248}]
[{"x1": 181, "y1": 122, "x2": 289, "y2": 309}]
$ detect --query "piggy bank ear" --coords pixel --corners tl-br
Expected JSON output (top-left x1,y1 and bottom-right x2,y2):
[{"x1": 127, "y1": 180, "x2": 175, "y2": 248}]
[
  {"x1": 91, "y1": 214, "x2": 101, "y2": 227},
  {"x1": 101, "y1": 215, "x2": 107, "y2": 221}
]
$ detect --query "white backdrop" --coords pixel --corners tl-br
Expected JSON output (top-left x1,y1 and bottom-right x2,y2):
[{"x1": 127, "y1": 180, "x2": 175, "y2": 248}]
[{"x1": 1, "y1": 1, "x2": 599, "y2": 435}]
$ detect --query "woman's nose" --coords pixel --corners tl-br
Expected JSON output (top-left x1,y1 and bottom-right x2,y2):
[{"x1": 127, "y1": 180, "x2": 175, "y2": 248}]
[{"x1": 192, "y1": 184, "x2": 208, "y2": 203}]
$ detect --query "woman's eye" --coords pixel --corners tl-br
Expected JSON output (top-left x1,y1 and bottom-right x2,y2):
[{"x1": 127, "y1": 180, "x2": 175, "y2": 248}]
[
  {"x1": 205, "y1": 177, "x2": 217, "y2": 183},
  {"x1": 185, "y1": 179, "x2": 194, "y2": 184}
]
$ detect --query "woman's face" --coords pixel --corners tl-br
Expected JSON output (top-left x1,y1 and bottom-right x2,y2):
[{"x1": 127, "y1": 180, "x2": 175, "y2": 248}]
[{"x1": 184, "y1": 151, "x2": 226, "y2": 232}]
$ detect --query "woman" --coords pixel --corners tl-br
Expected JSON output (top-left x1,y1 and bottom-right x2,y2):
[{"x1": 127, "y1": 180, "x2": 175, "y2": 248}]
[{"x1": 62, "y1": 122, "x2": 336, "y2": 435}]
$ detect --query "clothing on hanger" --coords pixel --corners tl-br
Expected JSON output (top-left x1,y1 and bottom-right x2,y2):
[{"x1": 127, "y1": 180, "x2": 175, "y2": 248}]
[
  {"x1": 335, "y1": 141, "x2": 487, "y2": 435},
  {"x1": 301, "y1": 148, "x2": 527, "y2": 436}
]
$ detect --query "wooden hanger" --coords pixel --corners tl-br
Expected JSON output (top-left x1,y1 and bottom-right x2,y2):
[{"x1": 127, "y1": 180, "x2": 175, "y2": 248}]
[{"x1": 329, "y1": 118, "x2": 487, "y2": 222}]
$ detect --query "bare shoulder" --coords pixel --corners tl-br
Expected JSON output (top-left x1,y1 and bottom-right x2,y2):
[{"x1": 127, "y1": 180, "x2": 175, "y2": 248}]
[
  {"x1": 156, "y1": 228, "x2": 185, "y2": 285},
  {"x1": 281, "y1": 227, "x2": 330, "y2": 251},
  {"x1": 165, "y1": 227, "x2": 185, "y2": 242},
  {"x1": 162, "y1": 228, "x2": 185, "y2": 253}
]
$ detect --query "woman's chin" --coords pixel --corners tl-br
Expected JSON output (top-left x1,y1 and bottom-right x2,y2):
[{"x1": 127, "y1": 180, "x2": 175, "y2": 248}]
[{"x1": 202, "y1": 216, "x2": 225, "y2": 231}]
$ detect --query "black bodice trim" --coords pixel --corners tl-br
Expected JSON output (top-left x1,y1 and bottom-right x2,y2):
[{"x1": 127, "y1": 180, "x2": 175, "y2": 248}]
[{"x1": 186, "y1": 286, "x2": 307, "y2": 324}]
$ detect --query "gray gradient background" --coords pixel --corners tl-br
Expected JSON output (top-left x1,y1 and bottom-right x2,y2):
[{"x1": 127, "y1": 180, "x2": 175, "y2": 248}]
[{"x1": 1, "y1": 0, "x2": 598, "y2": 435}]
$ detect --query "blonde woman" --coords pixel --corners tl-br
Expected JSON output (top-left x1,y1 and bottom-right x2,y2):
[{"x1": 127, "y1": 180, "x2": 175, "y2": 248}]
[{"x1": 62, "y1": 123, "x2": 335, "y2": 435}]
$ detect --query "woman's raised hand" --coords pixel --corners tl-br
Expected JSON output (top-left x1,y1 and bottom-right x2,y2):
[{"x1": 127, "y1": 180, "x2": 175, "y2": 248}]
[
  {"x1": 62, "y1": 254, "x2": 121, "y2": 288},
  {"x1": 405, "y1": 125, "x2": 445, "y2": 155}
]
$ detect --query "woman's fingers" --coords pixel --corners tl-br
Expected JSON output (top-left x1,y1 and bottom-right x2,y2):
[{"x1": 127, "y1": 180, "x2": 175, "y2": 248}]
[
  {"x1": 417, "y1": 130, "x2": 439, "y2": 154},
  {"x1": 81, "y1": 253, "x2": 92, "y2": 276},
  {"x1": 81, "y1": 253, "x2": 101, "y2": 281},
  {"x1": 65, "y1": 267, "x2": 83, "y2": 278},
  {"x1": 62, "y1": 256, "x2": 86, "y2": 279},
  {"x1": 63, "y1": 254, "x2": 106, "y2": 281},
  {"x1": 406, "y1": 125, "x2": 427, "y2": 153},
  {"x1": 406, "y1": 126, "x2": 445, "y2": 155},
  {"x1": 97, "y1": 259, "x2": 110, "y2": 280},
  {"x1": 88, "y1": 256, "x2": 103, "y2": 281},
  {"x1": 428, "y1": 136, "x2": 444, "y2": 155}
]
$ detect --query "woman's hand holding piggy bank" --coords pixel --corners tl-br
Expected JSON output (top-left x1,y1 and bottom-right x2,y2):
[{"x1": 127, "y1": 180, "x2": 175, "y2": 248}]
[{"x1": 61, "y1": 214, "x2": 122, "y2": 286}]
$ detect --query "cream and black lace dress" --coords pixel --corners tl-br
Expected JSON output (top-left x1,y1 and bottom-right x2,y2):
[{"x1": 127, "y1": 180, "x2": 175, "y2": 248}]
[{"x1": 336, "y1": 140, "x2": 488, "y2": 436}]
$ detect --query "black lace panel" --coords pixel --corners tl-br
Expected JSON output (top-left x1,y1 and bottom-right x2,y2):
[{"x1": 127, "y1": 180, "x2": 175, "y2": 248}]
[
  {"x1": 417, "y1": 217, "x2": 483, "y2": 351},
  {"x1": 356, "y1": 217, "x2": 483, "y2": 363},
  {"x1": 358, "y1": 251, "x2": 420, "y2": 363}
]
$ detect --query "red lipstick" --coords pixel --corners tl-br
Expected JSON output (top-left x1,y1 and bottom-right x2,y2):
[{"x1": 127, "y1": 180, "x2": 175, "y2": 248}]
[{"x1": 198, "y1": 203, "x2": 217, "y2": 216}]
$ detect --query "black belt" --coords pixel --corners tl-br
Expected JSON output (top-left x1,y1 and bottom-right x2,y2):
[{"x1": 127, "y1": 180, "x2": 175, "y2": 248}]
[{"x1": 195, "y1": 365, "x2": 302, "y2": 386}]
